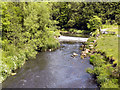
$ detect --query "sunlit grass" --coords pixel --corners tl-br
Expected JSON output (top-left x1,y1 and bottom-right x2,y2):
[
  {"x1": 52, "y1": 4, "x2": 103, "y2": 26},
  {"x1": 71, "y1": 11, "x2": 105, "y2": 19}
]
[
  {"x1": 102, "y1": 24, "x2": 118, "y2": 29},
  {"x1": 87, "y1": 27, "x2": 119, "y2": 88},
  {"x1": 102, "y1": 24, "x2": 118, "y2": 34},
  {"x1": 95, "y1": 35, "x2": 118, "y2": 62}
]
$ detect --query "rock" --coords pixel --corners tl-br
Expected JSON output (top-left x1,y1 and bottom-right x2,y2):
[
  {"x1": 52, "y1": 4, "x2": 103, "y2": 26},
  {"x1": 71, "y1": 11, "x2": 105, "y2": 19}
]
[
  {"x1": 73, "y1": 53, "x2": 78, "y2": 56},
  {"x1": 90, "y1": 42, "x2": 93, "y2": 44},
  {"x1": 71, "y1": 53, "x2": 78, "y2": 58},
  {"x1": 54, "y1": 36, "x2": 57, "y2": 39},
  {"x1": 81, "y1": 45, "x2": 84, "y2": 48},
  {"x1": 81, "y1": 51, "x2": 86, "y2": 56},
  {"x1": 89, "y1": 45, "x2": 93, "y2": 47},
  {"x1": 49, "y1": 49, "x2": 51, "y2": 51},
  {"x1": 117, "y1": 34, "x2": 120, "y2": 37},
  {"x1": 81, "y1": 55, "x2": 84, "y2": 59},
  {"x1": 85, "y1": 49, "x2": 90, "y2": 53},
  {"x1": 11, "y1": 73, "x2": 16, "y2": 76},
  {"x1": 93, "y1": 40, "x2": 96, "y2": 43}
]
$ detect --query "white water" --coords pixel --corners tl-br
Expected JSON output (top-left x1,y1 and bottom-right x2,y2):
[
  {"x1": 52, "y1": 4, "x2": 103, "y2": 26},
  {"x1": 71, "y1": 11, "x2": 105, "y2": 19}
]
[{"x1": 58, "y1": 36, "x2": 88, "y2": 42}]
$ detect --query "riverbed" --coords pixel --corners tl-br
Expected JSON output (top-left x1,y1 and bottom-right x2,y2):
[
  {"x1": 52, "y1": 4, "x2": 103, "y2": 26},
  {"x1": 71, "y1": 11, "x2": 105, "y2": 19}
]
[{"x1": 2, "y1": 37, "x2": 97, "y2": 88}]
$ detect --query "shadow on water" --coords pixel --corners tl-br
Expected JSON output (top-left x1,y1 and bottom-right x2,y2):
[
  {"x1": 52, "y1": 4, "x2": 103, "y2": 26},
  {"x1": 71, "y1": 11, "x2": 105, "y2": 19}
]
[{"x1": 2, "y1": 41, "x2": 98, "y2": 88}]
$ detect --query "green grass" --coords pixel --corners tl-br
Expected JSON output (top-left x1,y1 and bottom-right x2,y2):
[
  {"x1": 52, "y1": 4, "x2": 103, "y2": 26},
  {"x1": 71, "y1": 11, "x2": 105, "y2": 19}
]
[
  {"x1": 106, "y1": 28, "x2": 118, "y2": 34},
  {"x1": 86, "y1": 26, "x2": 119, "y2": 88},
  {"x1": 95, "y1": 35, "x2": 118, "y2": 62},
  {"x1": 102, "y1": 24, "x2": 118, "y2": 29},
  {"x1": 102, "y1": 24, "x2": 118, "y2": 34},
  {"x1": 86, "y1": 35, "x2": 119, "y2": 88},
  {"x1": 0, "y1": 33, "x2": 60, "y2": 83}
]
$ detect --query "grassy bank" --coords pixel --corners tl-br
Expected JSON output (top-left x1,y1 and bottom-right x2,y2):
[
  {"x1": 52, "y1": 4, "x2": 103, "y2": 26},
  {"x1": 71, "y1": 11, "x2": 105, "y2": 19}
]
[
  {"x1": 1, "y1": 2, "x2": 61, "y2": 83},
  {"x1": 82, "y1": 29, "x2": 119, "y2": 88},
  {"x1": 102, "y1": 25, "x2": 118, "y2": 34},
  {"x1": 1, "y1": 33, "x2": 60, "y2": 83}
]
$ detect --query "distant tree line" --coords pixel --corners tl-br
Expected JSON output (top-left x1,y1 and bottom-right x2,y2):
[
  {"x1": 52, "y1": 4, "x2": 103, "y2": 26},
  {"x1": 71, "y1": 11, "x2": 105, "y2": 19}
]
[{"x1": 52, "y1": 2, "x2": 120, "y2": 30}]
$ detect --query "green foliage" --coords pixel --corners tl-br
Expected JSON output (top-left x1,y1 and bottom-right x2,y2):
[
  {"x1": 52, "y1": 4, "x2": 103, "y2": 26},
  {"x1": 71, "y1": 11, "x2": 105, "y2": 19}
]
[
  {"x1": 101, "y1": 79, "x2": 119, "y2": 88},
  {"x1": 69, "y1": 28, "x2": 78, "y2": 33},
  {"x1": 87, "y1": 16, "x2": 102, "y2": 31},
  {"x1": 87, "y1": 54, "x2": 119, "y2": 88},
  {"x1": 90, "y1": 54, "x2": 106, "y2": 66},
  {"x1": 102, "y1": 24, "x2": 118, "y2": 34},
  {"x1": 87, "y1": 37, "x2": 96, "y2": 42},
  {"x1": 1, "y1": 2, "x2": 120, "y2": 87},
  {"x1": 86, "y1": 34, "x2": 119, "y2": 88},
  {"x1": 1, "y1": 2, "x2": 60, "y2": 83},
  {"x1": 90, "y1": 29, "x2": 100, "y2": 37},
  {"x1": 52, "y1": 2, "x2": 120, "y2": 30},
  {"x1": 95, "y1": 35, "x2": 118, "y2": 61},
  {"x1": 86, "y1": 68, "x2": 94, "y2": 74}
]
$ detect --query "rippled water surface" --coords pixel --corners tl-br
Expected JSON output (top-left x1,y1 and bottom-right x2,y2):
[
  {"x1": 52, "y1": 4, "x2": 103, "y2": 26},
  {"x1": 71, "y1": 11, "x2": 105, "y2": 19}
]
[{"x1": 2, "y1": 42, "x2": 97, "y2": 88}]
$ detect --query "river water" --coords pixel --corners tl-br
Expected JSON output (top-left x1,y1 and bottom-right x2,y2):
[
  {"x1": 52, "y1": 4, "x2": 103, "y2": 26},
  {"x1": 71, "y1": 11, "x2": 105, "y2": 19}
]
[{"x1": 2, "y1": 37, "x2": 98, "y2": 88}]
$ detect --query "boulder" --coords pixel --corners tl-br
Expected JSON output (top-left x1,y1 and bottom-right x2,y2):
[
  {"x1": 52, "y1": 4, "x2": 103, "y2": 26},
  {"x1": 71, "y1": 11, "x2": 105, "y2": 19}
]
[
  {"x1": 71, "y1": 52, "x2": 78, "y2": 57},
  {"x1": 49, "y1": 49, "x2": 52, "y2": 51},
  {"x1": 93, "y1": 40, "x2": 96, "y2": 43},
  {"x1": 81, "y1": 51, "x2": 86, "y2": 56},
  {"x1": 85, "y1": 49, "x2": 90, "y2": 53},
  {"x1": 11, "y1": 73, "x2": 16, "y2": 76},
  {"x1": 73, "y1": 53, "x2": 78, "y2": 56},
  {"x1": 89, "y1": 45, "x2": 93, "y2": 47},
  {"x1": 81, "y1": 45, "x2": 84, "y2": 48}
]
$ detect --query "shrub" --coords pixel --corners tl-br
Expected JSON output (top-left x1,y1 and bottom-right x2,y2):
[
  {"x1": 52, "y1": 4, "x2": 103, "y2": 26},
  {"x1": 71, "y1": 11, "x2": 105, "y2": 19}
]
[
  {"x1": 101, "y1": 79, "x2": 119, "y2": 88},
  {"x1": 87, "y1": 16, "x2": 102, "y2": 31}
]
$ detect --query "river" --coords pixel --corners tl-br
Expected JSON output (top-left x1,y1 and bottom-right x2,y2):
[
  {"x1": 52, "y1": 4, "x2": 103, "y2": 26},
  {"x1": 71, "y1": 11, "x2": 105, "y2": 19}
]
[{"x1": 2, "y1": 36, "x2": 98, "y2": 88}]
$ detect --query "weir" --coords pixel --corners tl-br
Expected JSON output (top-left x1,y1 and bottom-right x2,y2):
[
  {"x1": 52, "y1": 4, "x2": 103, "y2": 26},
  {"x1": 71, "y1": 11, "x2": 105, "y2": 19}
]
[{"x1": 58, "y1": 36, "x2": 88, "y2": 42}]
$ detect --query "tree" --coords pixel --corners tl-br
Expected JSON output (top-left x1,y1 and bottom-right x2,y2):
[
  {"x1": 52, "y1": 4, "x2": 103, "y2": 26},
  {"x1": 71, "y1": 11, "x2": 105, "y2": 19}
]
[{"x1": 87, "y1": 16, "x2": 102, "y2": 32}]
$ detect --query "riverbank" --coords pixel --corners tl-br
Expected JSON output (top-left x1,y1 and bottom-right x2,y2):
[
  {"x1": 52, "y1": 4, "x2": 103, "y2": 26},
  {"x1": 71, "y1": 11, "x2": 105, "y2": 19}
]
[
  {"x1": 60, "y1": 29, "x2": 90, "y2": 38},
  {"x1": 81, "y1": 33, "x2": 119, "y2": 88},
  {"x1": 1, "y1": 36, "x2": 60, "y2": 83},
  {"x1": 2, "y1": 42, "x2": 97, "y2": 88}
]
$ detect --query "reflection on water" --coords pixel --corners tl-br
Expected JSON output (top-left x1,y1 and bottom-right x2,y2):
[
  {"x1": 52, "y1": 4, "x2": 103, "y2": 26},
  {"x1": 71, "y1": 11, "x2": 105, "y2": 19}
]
[{"x1": 2, "y1": 43, "x2": 98, "y2": 88}]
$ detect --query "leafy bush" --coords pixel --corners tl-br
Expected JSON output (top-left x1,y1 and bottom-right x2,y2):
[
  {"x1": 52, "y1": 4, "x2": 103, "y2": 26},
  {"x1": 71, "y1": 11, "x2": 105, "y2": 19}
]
[
  {"x1": 1, "y1": 2, "x2": 60, "y2": 83},
  {"x1": 90, "y1": 29, "x2": 100, "y2": 37},
  {"x1": 69, "y1": 28, "x2": 78, "y2": 33},
  {"x1": 87, "y1": 53, "x2": 119, "y2": 88},
  {"x1": 76, "y1": 30, "x2": 83, "y2": 34},
  {"x1": 90, "y1": 54, "x2": 106, "y2": 66},
  {"x1": 87, "y1": 16, "x2": 102, "y2": 31},
  {"x1": 101, "y1": 79, "x2": 119, "y2": 88}
]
